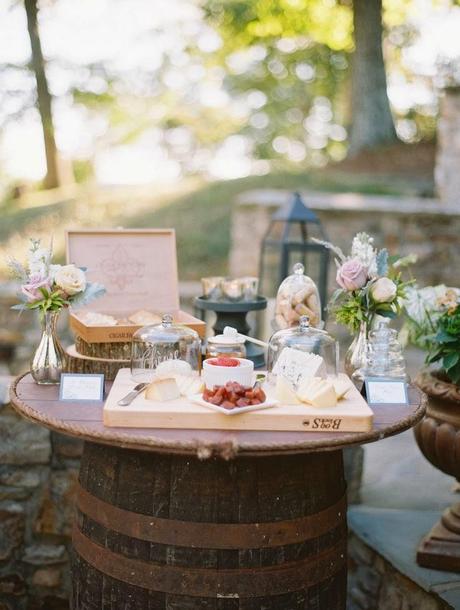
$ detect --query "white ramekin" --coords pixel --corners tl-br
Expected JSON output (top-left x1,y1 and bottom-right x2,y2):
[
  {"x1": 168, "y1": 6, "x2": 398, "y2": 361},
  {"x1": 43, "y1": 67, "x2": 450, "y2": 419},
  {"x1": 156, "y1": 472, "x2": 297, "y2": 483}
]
[{"x1": 202, "y1": 357, "x2": 254, "y2": 390}]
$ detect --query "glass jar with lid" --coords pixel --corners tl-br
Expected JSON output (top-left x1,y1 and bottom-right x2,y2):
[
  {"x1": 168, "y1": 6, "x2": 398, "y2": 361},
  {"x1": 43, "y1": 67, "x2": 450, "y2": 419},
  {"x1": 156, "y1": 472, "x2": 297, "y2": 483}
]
[
  {"x1": 131, "y1": 314, "x2": 201, "y2": 382},
  {"x1": 205, "y1": 330, "x2": 246, "y2": 360},
  {"x1": 267, "y1": 315, "x2": 338, "y2": 383},
  {"x1": 274, "y1": 263, "x2": 322, "y2": 330},
  {"x1": 363, "y1": 320, "x2": 408, "y2": 380}
]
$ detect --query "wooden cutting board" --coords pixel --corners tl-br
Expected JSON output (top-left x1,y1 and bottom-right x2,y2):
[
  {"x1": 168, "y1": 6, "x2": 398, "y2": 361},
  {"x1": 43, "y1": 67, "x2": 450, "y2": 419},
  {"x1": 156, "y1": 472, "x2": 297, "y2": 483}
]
[{"x1": 103, "y1": 369, "x2": 374, "y2": 432}]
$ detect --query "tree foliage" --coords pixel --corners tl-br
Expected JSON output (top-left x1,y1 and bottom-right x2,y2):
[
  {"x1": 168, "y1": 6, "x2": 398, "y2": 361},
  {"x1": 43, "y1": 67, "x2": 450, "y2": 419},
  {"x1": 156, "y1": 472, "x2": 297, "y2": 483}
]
[
  {"x1": 200, "y1": 0, "x2": 440, "y2": 162},
  {"x1": 201, "y1": 0, "x2": 354, "y2": 164}
]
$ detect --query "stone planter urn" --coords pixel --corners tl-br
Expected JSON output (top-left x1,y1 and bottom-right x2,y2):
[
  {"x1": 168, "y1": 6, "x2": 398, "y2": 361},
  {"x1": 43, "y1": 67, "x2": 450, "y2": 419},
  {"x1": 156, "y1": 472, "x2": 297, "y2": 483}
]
[{"x1": 415, "y1": 369, "x2": 460, "y2": 571}]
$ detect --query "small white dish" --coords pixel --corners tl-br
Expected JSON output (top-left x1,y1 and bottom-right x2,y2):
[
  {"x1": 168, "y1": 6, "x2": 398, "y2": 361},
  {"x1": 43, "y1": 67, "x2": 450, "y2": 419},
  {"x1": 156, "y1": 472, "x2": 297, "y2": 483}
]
[
  {"x1": 191, "y1": 394, "x2": 278, "y2": 416},
  {"x1": 202, "y1": 357, "x2": 254, "y2": 389}
]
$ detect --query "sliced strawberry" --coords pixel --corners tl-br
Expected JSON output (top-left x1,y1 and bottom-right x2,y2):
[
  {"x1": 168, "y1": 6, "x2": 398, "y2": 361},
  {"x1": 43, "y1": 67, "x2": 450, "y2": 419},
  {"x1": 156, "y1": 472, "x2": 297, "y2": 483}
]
[
  {"x1": 253, "y1": 387, "x2": 266, "y2": 402},
  {"x1": 209, "y1": 394, "x2": 223, "y2": 405},
  {"x1": 207, "y1": 357, "x2": 240, "y2": 367},
  {"x1": 236, "y1": 398, "x2": 250, "y2": 407}
]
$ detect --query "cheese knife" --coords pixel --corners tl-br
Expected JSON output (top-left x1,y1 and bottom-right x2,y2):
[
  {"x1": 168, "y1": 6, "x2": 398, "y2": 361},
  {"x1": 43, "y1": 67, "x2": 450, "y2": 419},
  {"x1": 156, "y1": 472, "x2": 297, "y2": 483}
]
[{"x1": 117, "y1": 382, "x2": 148, "y2": 406}]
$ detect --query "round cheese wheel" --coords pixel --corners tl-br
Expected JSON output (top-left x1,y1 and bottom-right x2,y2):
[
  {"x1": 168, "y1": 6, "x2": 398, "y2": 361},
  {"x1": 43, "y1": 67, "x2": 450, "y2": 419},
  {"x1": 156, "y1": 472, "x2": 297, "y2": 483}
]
[{"x1": 155, "y1": 359, "x2": 192, "y2": 378}]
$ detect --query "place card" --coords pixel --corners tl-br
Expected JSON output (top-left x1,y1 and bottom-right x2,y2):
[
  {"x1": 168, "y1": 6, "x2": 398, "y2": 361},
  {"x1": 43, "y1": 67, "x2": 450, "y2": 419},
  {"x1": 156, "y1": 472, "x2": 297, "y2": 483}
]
[
  {"x1": 59, "y1": 373, "x2": 105, "y2": 402},
  {"x1": 364, "y1": 377, "x2": 408, "y2": 405}
]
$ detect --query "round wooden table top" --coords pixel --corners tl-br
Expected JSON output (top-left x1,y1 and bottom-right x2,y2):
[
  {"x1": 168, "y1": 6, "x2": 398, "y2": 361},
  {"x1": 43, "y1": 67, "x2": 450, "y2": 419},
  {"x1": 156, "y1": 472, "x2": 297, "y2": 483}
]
[{"x1": 10, "y1": 373, "x2": 426, "y2": 458}]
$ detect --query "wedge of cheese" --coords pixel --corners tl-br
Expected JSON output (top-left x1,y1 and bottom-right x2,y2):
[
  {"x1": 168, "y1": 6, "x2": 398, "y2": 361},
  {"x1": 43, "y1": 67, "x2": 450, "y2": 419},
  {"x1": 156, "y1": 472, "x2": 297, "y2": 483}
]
[
  {"x1": 297, "y1": 353, "x2": 327, "y2": 382},
  {"x1": 297, "y1": 377, "x2": 337, "y2": 408},
  {"x1": 175, "y1": 374, "x2": 204, "y2": 397},
  {"x1": 333, "y1": 377, "x2": 353, "y2": 400},
  {"x1": 275, "y1": 375, "x2": 301, "y2": 405},
  {"x1": 145, "y1": 377, "x2": 180, "y2": 402},
  {"x1": 156, "y1": 359, "x2": 192, "y2": 378},
  {"x1": 272, "y1": 347, "x2": 327, "y2": 386}
]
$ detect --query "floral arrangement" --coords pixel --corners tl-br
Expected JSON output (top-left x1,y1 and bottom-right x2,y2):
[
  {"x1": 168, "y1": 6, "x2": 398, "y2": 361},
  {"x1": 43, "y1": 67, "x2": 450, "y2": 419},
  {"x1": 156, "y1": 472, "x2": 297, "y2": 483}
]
[
  {"x1": 314, "y1": 232, "x2": 415, "y2": 332},
  {"x1": 8, "y1": 239, "x2": 105, "y2": 317},
  {"x1": 402, "y1": 284, "x2": 460, "y2": 384}
]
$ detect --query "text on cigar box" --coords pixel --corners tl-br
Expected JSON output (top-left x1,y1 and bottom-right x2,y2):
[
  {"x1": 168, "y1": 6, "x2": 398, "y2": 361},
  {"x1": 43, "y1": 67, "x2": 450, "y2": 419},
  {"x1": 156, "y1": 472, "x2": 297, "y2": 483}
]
[{"x1": 108, "y1": 332, "x2": 134, "y2": 339}]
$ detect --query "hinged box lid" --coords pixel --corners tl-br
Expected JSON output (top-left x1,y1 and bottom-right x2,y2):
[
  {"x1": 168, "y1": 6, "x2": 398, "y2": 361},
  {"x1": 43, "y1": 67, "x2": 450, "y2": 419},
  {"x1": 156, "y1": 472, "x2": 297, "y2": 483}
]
[{"x1": 66, "y1": 229, "x2": 180, "y2": 313}]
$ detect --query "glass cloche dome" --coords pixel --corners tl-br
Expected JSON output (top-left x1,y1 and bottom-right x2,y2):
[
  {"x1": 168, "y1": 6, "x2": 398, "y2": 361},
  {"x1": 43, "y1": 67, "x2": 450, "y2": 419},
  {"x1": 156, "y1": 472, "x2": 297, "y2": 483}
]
[
  {"x1": 274, "y1": 263, "x2": 322, "y2": 330},
  {"x1": 267, "y1": 315, "x2": 338, "y2": 381},
  {"x1": 131, "y1": 314, "x2": 201, "y2": 382}
]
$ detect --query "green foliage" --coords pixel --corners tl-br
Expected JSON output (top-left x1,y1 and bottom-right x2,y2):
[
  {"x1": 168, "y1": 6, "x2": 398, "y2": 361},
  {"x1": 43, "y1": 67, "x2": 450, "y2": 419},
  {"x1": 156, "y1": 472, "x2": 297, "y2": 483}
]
[
  {"x1": 73, "y1": 159, "x2": 94, "y2": 184},
  {"x1": 428, "y1": 307, "x2": 460, "y2": 384},
  {"x1": 334, "y1": 291, "x2": 367, "y2": 332},
  {"x1": 202, "y1": 0, "x2": 352, "y2": 164},
  {"x1": 26, "y1": 287, "x2": 69, "y2": 315},
  {"x1": 204, "y1": 0, "x2": 353, "y2": 51},
  {"x1": 332, "y1": 277, "x2": 409, "y2": 333}
]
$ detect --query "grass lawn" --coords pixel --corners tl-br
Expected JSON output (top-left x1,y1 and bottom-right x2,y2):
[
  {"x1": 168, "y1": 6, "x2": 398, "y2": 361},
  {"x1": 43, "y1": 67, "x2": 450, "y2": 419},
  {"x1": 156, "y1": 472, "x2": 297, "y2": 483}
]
[{"x1": 0, "y1": 168, "x2": 428, "y2": 280}]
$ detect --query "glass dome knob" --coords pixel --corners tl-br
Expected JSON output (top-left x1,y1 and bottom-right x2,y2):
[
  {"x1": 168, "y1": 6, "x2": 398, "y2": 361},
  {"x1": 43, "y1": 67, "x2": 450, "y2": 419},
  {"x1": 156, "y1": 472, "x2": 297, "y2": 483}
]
[
  {"x1": 293, "y1": 262, "x2": 305, "y2": 275},
  {"x1": 161, "y1": 314, "x2": 173, "y2": 328},
  {"x1": 299, "y1": 315, "x2": 310, "y2": 330}
]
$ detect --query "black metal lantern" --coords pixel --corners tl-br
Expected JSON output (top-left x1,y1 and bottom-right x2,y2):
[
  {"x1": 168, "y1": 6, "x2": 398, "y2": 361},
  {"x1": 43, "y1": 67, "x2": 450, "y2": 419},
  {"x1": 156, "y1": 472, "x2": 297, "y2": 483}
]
[{"x1": 259, "y1": 192, "x2": 330, "y2": 318}]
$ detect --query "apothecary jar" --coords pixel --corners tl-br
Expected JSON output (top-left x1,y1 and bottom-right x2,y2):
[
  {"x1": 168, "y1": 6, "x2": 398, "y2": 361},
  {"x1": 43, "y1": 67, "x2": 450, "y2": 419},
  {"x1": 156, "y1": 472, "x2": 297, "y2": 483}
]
[{"x1": 274, "y1": 263, "x2": 322, "y2": 330}]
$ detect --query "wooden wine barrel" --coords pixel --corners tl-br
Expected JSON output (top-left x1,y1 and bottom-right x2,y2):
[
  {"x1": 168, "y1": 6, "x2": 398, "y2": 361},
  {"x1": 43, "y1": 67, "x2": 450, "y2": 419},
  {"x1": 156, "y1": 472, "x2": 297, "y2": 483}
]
[{"x1": 72, "y1": 442, "x2": 347, "y2": 609}]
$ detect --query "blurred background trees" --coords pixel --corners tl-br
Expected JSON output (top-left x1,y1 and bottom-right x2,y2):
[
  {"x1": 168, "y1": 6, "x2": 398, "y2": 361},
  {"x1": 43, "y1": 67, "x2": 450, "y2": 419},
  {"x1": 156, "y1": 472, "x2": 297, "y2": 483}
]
[
  {"x1": 0, "y1": 0, "x2": 458, "y2": 193},
  {"x1": 24, "y1": 0, "x2": 60, "y2": 189},
  {"x1": 202, "y1": 0, "x2": 399, "y2": 160}
]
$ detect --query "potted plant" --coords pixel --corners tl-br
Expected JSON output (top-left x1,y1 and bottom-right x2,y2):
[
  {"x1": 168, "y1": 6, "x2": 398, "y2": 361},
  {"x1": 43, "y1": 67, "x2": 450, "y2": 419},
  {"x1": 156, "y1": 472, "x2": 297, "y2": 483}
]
[{"x1": 403, "y1": 284, "x2": 460, "y2": 571}]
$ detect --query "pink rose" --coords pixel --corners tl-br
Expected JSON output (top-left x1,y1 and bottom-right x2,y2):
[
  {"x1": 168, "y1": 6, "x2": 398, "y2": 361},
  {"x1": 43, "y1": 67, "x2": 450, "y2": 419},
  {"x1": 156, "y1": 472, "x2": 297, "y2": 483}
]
[
  {"x1": 336, "y1": 258, "x2": 368, "y2": 291},
  {"x1": 21, "y1": 273, "x2": 51, "y2": 303}
]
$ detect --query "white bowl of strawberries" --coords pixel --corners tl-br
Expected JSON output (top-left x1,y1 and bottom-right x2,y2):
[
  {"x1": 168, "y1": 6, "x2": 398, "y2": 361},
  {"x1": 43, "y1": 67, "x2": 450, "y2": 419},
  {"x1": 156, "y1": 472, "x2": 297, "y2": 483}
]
[{"x1": 202, "y1": 356, "x2": 254, "y2": 390}]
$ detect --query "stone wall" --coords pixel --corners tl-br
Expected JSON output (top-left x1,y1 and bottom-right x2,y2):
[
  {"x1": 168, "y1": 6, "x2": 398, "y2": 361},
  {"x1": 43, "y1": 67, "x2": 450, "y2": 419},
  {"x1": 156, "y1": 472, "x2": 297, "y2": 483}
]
[
  {"x1": 0, "y1": 288, "x2": 74, "y2": 610},
  {"x1": 0, "y1": 395, "x2": 77, "y2": 610},
  {"x1": 436, "y1": 87, "x2": 460, "y2": 206},
  {"x1": 348, "y1": 533, "x2": 452, "y2": 610},
  {"x1": 230, "y1": 189, "x2": 460, "y2": 291}
]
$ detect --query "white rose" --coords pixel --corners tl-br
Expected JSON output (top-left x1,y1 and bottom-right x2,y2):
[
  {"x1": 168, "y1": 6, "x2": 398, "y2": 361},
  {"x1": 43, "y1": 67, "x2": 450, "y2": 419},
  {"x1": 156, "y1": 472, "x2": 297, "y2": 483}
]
[
  {"x1": 371, "y1": 277, "x2": 397, "y2": 303},
  {"x1": 54, "y1": 264, "x2": 86, "y2": 296}
]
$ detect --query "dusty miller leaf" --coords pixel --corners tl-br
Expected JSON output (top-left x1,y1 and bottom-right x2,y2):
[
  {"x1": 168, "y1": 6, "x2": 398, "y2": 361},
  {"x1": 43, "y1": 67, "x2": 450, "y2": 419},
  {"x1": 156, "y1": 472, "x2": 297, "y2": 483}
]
[
  {"x1": 69, "y1": 283, "x2": 106, "y2": 308},
  {"x1": 376, "y1": 249, "x2": 388, "y2": 276}
]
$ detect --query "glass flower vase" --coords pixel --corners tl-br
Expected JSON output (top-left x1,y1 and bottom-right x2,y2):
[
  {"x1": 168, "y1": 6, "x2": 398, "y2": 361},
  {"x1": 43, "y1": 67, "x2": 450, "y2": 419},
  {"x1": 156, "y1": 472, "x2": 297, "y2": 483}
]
[
  {"x1": 344, "y1": 321, "x2": 369, "y2": 384},
  {"x1": 30, "y1": 311, "x2": 66, "y2": 385}
]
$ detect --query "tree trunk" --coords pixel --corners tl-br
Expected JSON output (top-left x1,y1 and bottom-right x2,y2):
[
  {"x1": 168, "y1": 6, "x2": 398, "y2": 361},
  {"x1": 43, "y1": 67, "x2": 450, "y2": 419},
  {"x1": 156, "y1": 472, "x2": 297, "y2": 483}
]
[
  {"x1": 24, "y1": 0, "x2": 60, "y2": 189},
  {"x1": 348, "y1": 0, "x2": 398, "y2": 156}
]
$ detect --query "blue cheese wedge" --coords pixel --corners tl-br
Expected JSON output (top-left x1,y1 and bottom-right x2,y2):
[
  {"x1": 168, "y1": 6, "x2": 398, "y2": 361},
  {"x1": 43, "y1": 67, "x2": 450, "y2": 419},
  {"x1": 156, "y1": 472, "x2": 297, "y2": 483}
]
[
  {"x1": 296, "y1": 377, "x2": 337, "y2": 408},
  {"x1": 273, "y1": 347, "x2": 327, "y2": 386},
  {"x1": 145, "y1": 377, "x2": 180, "y2": 401}
]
